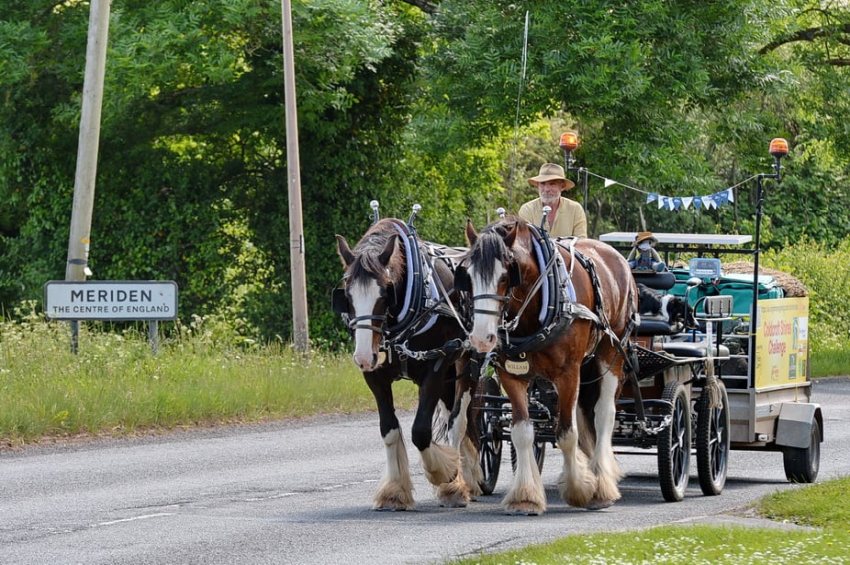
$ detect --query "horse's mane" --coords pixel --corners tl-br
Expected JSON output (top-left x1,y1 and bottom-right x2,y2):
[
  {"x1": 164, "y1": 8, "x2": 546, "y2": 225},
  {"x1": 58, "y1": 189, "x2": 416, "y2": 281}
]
[
  {"x1": 470, "y1": 215, "x2": 531, "y2": 282},
  {"x1": 347, "y1": 219, "x2": 405, "y2": 285}
]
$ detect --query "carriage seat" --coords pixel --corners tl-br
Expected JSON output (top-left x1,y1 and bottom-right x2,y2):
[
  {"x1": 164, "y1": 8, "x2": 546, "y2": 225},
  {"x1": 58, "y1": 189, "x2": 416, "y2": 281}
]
[
  {"x1": 632, "y1": 270, "x2": 676, "y2": 291},
  {"x1": 661, "y1": 342, "x2": 730, "y2": 358},
  {"x1": 634, "y1": 316, "x2": 678, "y2": 336}
]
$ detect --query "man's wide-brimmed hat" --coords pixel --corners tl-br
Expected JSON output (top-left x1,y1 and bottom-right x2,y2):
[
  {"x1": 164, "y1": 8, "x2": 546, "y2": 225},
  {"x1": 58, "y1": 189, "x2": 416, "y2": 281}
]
[
  {"x1": 634, "y1": 231, "x2": 658, "y2": 245},
  {"x1": 528, "y1": 163, "x2": 576, "y2": 190}
]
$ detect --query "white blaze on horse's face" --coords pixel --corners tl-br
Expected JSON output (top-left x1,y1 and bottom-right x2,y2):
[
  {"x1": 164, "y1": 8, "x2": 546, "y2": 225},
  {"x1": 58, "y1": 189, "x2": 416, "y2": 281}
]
[
  {"x1": 350, "y1": 277, "x2": 383, "y2": 371},
  {"x1": 468, "y1": 260, "x2": 507, "y2": 353}
]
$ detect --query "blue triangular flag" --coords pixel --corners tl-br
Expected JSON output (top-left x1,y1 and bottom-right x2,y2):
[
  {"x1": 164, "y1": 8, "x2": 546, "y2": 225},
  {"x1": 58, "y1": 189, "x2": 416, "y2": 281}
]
[
  {"x1": 693, "y1": 195, "x2": 702, "y2": 210},
  {"x1": 647, "y1": 192, "x2": 658, "y2": 204},
  {"x1": 672, "y1": 197, "x2": 683, "y2": 210}
]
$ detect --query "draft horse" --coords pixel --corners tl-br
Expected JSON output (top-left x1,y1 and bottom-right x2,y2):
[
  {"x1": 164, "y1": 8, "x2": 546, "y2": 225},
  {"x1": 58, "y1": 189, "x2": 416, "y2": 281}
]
[
  {"x1": 334, "y1": 217, "x2": 482, "y2": 510},
  {"x1": 458, "y1": 216, "x2": 637, "y2": 514}
]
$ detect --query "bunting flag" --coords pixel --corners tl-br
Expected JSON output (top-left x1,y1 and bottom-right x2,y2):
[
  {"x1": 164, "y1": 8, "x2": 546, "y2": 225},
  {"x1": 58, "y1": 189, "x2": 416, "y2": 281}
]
[
  {"x1": 635, "y1": 188, "x2": 736, "y2": 211},
  {"x1": 597, "y1": 169, "x2": 743, "y2": 213}
]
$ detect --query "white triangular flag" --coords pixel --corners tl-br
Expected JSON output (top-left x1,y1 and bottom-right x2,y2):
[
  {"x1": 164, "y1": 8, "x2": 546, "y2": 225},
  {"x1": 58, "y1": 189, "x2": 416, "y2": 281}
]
[
  {"x1": 604, "y1": 178, "x2": 617, "y2": 188},
  {"x1": 702, "y1": 196, "x2": 713, "y2": 210},
  {"x1": 727, "y1": 188, "x2": 734, "y2": 202},
  {"x1": 682, "y1": 197, "x2": 693, "y2": 210},
  {"x1": 657, "y1": 196, "x2": 665, "y2": 209}
]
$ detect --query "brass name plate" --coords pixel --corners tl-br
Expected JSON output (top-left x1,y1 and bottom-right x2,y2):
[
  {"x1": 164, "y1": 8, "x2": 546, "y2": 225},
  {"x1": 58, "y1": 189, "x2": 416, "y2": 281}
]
[{"x1": 504, "y1": 359, "x2": 530, "y2": 375}]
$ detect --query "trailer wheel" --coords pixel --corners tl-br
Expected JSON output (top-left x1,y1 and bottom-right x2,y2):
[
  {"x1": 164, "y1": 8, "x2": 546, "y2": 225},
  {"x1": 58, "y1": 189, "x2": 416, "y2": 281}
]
[
  {"x1": 783, "y1": 418, "x2": 820, "y2": 483},
  {"x1": 476, "y1": 375, "x2": 503, "y2": 495},
  {"x1": 696, "y1": 380, "x2": 730, "y2": 496},
  {"x1": 658, "y1": 380, "x2": 691, "y2": 502}
]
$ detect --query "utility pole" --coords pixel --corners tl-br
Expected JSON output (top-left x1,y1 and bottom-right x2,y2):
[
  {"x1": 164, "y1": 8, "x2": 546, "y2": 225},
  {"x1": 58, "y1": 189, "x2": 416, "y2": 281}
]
[
  {"x1": 65, "y1": 0, "x2": 111, "y2": 353},
  {"x1": 280, "y1": 0, "x2": 310, "y2": 353}
]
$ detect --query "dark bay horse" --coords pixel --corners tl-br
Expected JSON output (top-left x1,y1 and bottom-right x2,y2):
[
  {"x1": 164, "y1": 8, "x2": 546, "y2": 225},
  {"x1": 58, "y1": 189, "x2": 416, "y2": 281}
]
[
  {"x1": 335, "y1": 217, "x2": 481, "y2": 510},
  {"x1": 459, "y1": 216, "x2": 637, "y2": 514}
]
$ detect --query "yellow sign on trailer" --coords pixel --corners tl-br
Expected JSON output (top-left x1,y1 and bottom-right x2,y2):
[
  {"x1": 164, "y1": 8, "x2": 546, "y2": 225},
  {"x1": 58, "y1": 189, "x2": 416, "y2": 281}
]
[{"x1": 754, "y1": 297, "x2": 809, "y2": 390}]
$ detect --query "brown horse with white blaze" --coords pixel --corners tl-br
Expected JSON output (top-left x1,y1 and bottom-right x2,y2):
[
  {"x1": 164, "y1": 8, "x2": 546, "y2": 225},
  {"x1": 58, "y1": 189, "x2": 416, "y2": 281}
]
[
  {"x1": 460, "y1": 216, "x2": 637, "y2": 514},
  {"x1": 335, "y1": 218, "x2": 482, "y2": 511}
]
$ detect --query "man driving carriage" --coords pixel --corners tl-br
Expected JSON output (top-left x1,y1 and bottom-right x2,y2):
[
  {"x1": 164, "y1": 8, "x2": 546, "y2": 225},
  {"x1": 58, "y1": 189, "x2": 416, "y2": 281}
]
[{"x1": 518, "y1": 163, "x2": 587, "y2": 237}]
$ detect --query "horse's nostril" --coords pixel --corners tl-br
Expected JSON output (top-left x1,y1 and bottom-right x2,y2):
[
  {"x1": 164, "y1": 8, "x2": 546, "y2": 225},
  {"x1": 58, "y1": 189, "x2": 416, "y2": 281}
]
[{"x1": 487, "y1": 333, "x2": 496, "y2": 344}]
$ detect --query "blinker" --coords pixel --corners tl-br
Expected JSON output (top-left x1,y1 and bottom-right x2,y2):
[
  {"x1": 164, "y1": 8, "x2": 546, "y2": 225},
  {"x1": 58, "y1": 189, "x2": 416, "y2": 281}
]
[
  {"x1": 331, "y1": 288, "x2": 350, "y2": 314},
  {"x1": 454, "y1": 266, "x2": 472, "y2": 292},
  {"x1": 507, "y1": 261, "x2": 522, "y2": 288},
  {"x1": 385, "y1": 283, "x2": 398, "y2": 309}
]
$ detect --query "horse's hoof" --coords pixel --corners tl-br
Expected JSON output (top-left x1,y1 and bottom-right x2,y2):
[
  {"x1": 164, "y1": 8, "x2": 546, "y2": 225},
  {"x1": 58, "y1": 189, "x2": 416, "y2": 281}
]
[
  {"x1": 373, "y1": 497, "x2": 414, "y2": 512},
  {"x1": 504, "y1": 502, "x2": 543, "y2": 516},
  {"x1": 586, "y1": 498, "x2": 615, "y2": 511},
  {"x1": 437, "y1": 488, "x2": 471, "y2": 508},
  {"x1": 439, "y1": 499, "x2": 468, "y2": 509}
]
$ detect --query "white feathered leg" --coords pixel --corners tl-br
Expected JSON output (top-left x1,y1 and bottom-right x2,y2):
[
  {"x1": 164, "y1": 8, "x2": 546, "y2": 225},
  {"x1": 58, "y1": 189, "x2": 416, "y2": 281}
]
[
  {"x1": 373, "y1": 428, "x2": 415, "y2": 510},
  {"x1": 502, "y1": 420, "x2": 546, "y2": 515}
]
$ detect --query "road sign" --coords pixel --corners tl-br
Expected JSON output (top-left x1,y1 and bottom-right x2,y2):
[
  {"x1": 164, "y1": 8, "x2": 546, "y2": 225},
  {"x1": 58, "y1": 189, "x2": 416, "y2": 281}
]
[{"x1": 44, "y1": 281, "x2": 178, "y2": 321}]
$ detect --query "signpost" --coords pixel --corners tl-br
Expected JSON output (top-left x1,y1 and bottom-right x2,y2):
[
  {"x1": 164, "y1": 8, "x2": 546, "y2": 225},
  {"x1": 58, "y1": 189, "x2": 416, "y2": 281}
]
[{"x1": 45, "y1": 281, "x2": 178, "y2": 353}]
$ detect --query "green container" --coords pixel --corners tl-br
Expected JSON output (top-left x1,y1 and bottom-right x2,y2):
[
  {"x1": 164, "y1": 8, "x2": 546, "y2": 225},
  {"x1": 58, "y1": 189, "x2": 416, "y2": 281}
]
[{"x1": 670, "y1": 269, "x2": 784, "y2": 316}]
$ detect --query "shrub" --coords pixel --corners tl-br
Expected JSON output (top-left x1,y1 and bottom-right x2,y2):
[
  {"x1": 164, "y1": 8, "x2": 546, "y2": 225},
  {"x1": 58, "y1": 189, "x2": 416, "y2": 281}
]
[{"x1": 762, "y1": 236, "x2": 850, "y2": 352}]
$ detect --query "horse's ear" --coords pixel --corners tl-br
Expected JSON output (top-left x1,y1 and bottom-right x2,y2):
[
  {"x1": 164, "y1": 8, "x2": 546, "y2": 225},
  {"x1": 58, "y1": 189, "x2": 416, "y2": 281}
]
[
  {"x1": 336, "y1": 235, "x2": 355, "y2": 267},
  {"x1": 503, "y1": 222, "x2": 518, "y2": 248},
  {"x1": 465, "y1": 219, "x2": 478, "y2": 245},
  {"x1": 378, "y1": 234, "x2": 398, "y2": 267}
]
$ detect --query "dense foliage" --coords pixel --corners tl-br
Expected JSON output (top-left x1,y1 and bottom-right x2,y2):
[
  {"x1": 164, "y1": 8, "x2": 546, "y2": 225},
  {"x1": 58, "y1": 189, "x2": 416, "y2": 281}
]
[{"x1": 1, "y1": 0, "x2": 849, "y2": 345}]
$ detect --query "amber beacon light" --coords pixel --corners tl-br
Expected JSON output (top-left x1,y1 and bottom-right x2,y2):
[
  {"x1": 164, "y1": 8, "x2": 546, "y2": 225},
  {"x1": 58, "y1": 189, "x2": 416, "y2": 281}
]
[
  {"x1": 559, "y1": 131, "x2": 579, "y2": 152},
  {"x1": 769, "y1": 138, "x2": 789, "y2": 158},
  {"x1": 768, "y1": 137, "x2": 789, "y2": 179}
]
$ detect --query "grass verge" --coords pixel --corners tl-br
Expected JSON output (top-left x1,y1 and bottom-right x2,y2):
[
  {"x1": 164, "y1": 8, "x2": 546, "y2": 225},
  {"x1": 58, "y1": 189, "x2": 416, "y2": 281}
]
[
  {"x1": 812, "y1": 346, "x2": 850, "y2": 379},
  {"x1": 759, "y1": 475, "x2": 850, "y2": 528},
  {"x1": 454, "y1": 478, "x2": 850, "y2": 564},
  {"x1": 0, "y1": 320, "x2": 416, "y2": 446}
]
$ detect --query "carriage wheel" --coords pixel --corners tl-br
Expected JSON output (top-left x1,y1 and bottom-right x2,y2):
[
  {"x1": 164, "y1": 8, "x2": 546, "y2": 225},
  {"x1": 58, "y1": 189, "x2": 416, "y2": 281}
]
[
  {"x1": 657, "y1": 380, "x2": 691, "y2": 502},
  {"x1": 783, "y1": 418, "x2": 820, "y2": 483},
  {"x1": 696, "y1": 380, "x2": 730, "y2": 496},
  {"x1": 510, "y1": 441, "x2": 546, "y2": 475},
  {"x1": 476, "y1": 375, "x2": 503, "y2": 495}
]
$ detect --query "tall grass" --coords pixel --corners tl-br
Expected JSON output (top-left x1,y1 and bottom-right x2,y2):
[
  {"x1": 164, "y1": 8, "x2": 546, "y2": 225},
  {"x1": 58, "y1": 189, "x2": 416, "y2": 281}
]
[{"x1": 0, "y1": 316, "x2": 416, "y2": 446}]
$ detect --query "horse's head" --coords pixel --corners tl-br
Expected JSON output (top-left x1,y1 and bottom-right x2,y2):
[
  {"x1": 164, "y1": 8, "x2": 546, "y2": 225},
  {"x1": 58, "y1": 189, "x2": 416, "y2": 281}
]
[
  {"x1": 457, "y1": 217, "x2": 529, "y2": 353},
  {"x1": 335, "y1": 223, "x2": 403, "y2": 371}
]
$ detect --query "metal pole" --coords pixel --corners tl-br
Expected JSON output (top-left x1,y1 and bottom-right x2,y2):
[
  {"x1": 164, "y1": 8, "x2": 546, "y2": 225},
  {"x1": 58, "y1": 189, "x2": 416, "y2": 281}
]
[
  {"x1": 148, "y1": 320, "x2": 159, "y2": 355},
  {"x1": 281, "y1": 0, "x2": 310, "y2": 353},
  {"x1": 65, "y1": 0, "x2": 111, "y2": 353},
  {"x1": 749, "y1": 174, "x2": 765, "y2": 387}
]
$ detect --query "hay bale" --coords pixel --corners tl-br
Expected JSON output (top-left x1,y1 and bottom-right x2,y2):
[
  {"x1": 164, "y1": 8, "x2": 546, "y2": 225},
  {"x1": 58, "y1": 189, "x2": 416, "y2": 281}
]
[{"x1": 722, "y1": 261, "x2": 808, "y2": 297}]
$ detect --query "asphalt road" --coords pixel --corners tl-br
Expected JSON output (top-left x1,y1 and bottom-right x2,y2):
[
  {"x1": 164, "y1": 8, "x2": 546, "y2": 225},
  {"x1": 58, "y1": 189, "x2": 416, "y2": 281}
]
[{"x1": 2, "y1": 378, "x2": 848, "y2": 564}]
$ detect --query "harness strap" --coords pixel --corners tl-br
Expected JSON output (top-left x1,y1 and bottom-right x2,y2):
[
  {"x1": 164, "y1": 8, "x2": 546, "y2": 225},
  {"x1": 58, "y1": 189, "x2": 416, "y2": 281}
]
[
  {"x1": 421, "y1": 250, "x2": 470, "y2": 336},
  {"x1": 348, "y1": 314, "x2": 387, "y2": 333},
  {"x1": 503, "y1": 249, "x2": 559, "y2": 332}
]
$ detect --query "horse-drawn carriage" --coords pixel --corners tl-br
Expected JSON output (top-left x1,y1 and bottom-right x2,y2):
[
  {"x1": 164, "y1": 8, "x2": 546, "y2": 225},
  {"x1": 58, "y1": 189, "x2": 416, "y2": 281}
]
[
  {"x1": 472, "y1": 141, "x2": 823, "y2": 503},
  {"x1": 332, "y1": 137, "x2": 822, "y2": 514}
]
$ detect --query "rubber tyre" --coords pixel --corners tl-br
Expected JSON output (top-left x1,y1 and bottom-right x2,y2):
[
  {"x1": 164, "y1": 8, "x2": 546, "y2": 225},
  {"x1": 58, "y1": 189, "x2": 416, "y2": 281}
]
[
  {"x1": 696, "y1": 380, "x2": 730, "y2": 496},
  {"x1": 476, "y1": 376, "x2": 503, "y2": 495},
  {"x1": 783, "y1": 418, "x2": 820, "y2": 484},
  {"x1": 658, "y1": 380, "x2": 691, "y2": 502}
]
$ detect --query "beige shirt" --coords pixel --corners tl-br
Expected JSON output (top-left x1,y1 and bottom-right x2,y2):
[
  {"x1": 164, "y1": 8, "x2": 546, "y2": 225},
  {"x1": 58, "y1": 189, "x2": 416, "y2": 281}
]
[{"x1": 518, "y1": 197, "x2": 587, "y2": 238}]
